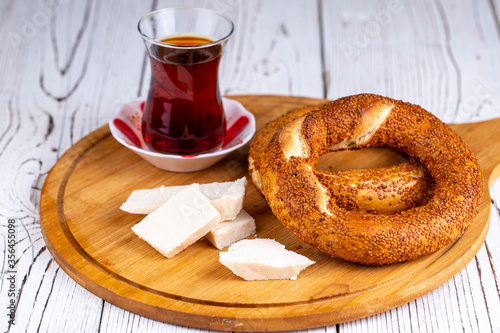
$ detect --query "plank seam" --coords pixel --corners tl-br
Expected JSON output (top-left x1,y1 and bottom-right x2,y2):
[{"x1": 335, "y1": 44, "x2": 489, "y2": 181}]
[
  {"x1": 433, "y1": 0, "x2": 462, "y2": 123},
  {"x1": 317, "y1": 0, "x2": 327, "y2": 98},
  {"x1": 473, "y1": 256, "x2": 494, "y2": 332},
  {"x1": 37, "y1": 265, "x2": 60, "y2": 333},
  {"x1": 488, "y1": 0, "x2": 500, "y2": 42}
]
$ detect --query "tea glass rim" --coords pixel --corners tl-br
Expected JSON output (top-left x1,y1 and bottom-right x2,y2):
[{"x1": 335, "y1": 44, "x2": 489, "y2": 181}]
[{"x1": 137, "y1": 7, "x2": 234, "y2": 50}]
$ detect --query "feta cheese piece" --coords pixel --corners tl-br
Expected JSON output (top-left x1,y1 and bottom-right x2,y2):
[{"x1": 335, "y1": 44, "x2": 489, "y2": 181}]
[
  {"x1": 131, "y1": 184, "x2": 221, "y2": 258},
  {"x1": 121, "y1": 177, "x2": 247, "y2": 220},
  {"x1": 205, "y1": 210, "x2": 256, "y2": 250},
  {"x1": 219, "y1": 239, "x2": 315, "y2": 280},
  {"x1": 198, "y1": 177, "x2": 247, "y2": 221}
]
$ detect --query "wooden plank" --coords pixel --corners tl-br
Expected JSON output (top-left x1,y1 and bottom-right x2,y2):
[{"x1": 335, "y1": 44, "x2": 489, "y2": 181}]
[
  {"x1": 484, "y1": 188, "x2": 500, "y2": 333},
  {"x1": 483, "y1": 1, "x2": 500, "y2": 331},
  {"x1": 219, "y1": 0, "x2": 324, "y2": 97},
  {"x1": 153, "y1": 0, "x2": 324, "y2": 98},
  {"x1": 321, "y1": 0, "x2": 500, "y2": 123}
]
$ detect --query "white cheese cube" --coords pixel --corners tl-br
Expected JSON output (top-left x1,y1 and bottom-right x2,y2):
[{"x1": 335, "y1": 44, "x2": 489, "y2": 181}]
[
  {"x1": 121, "y1": 177, "x2": 247, "y2": 220},
  {"x1": 121, "y1": 185, "x2": 177, "y2": 214},
  {"x1": 205, "y1": 210, "x2": 256, "y2": 250},
  {"x1": 131, "y1": 184, "x2": 221, "y2": 258},
  {"x1": 219, "y1": 239, "x2": 315, "y2": 281},
  {"x1": 198, "y1": 177, "x2": 247, "y2": 221}
]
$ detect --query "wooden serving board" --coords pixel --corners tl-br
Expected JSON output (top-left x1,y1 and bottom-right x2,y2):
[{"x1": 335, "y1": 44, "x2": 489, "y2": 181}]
[{"x1": 40, "y1": 95, "x2": 500, "y2": 332}]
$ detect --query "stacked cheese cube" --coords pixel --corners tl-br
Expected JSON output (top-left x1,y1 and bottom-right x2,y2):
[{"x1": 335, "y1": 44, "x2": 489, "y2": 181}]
[
  {"x1": 121, "y1": 177, "x2": 256, "y2": 258},
  {"x1": 121, "y1": 177, "x2": 315, "y2": 280}
]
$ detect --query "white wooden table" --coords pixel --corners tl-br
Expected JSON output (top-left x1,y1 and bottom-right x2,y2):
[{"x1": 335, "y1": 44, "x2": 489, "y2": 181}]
[{"x1": 2, "y1": 0, "x2": 500, "y2": 332}]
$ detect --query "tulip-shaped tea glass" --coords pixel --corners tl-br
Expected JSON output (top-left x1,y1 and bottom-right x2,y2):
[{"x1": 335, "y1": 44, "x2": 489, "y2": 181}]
[{"x1": 138, "y1": 8, "x2": 234, "y2": 155}]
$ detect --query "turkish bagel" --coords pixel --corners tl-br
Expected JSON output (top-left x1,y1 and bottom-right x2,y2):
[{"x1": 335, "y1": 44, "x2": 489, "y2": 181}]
[{"x1": 250, "y1": 94, "x2": 483, "y2": 265}]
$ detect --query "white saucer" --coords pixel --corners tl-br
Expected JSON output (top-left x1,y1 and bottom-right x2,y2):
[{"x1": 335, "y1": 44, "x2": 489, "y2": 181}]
[{"x1": 109, "y1": 98, "x2": 256, "y2": 172}]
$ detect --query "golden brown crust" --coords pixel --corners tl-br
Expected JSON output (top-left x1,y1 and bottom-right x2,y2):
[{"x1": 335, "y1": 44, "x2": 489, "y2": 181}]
[
  {"x1": 248, "y1": 103, "x2": 435, "y2": 214},
  {"x1": 251, "y1": 94, "x2": 484, "y2": 265}
]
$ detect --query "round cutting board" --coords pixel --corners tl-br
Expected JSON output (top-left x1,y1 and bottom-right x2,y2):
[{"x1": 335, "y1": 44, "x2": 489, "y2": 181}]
[{"x1": 40, "y1": 95, "x2": 500, "y2": 332}]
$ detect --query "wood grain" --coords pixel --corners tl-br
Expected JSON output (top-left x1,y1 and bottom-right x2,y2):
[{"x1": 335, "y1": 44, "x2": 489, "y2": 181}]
[
  {"x1": 40, "y1": 95, "x2": 500, "y2": 332},
  {"x1": 2, "y1": 0, "x2": 500, "y2": 332}
]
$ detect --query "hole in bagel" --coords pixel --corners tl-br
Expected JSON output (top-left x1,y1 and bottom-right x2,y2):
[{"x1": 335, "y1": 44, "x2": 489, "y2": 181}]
[
  {"x1": 315, "y1": 147, "x2": 436, "y2": 215},
  {"x1": 316, "y1": 147, "x2": 409, "y2": 172}
]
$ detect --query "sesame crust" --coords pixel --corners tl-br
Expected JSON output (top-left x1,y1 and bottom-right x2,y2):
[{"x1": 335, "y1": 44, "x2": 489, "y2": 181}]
[
  {"x1": 250, "y1": 94, "x2": 484, "y2": 265},
  {"x1": 249, "y1": 101, "x2": 434, "y2": 215}
]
